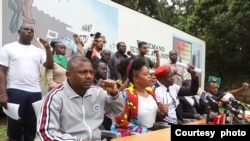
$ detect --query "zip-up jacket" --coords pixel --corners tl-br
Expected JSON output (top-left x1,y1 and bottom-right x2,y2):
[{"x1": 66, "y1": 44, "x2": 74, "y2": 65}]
[{"x1": 37, "y1": 80, "x2": 124, "y2": 141}]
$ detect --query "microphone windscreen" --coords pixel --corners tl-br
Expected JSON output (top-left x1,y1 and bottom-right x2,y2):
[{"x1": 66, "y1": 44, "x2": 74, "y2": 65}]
[{"x1": 223, "y1": 92, "x2": 235, "y2": 101}]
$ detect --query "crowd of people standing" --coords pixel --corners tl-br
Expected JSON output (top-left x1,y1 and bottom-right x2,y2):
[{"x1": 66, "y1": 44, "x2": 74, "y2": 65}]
[{"x1": 0, "y1": 24, "x2": 249, "y2": 141}]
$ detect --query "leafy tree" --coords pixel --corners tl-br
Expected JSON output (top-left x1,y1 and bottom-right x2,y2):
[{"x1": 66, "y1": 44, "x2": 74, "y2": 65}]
[
  {"x1": 112, "y1": 0, "x2": 250, "y2": 91},
  {"x1": 175, "y1": 0, "x2": 250, "y2": 90},
  {"x1": 112, "y1": 0, "x2": 178, "y2": 25}
]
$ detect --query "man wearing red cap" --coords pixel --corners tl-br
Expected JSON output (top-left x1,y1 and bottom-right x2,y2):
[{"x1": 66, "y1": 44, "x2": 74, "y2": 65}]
[{"x1": 153, "y1": 64, "x2": 199, "y2": 124}]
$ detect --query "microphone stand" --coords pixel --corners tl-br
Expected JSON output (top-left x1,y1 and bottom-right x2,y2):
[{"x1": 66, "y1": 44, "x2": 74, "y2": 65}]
[
  {"x1": 242, "y1": 105, "x2": 245, "y2": 119},
  {"x1": 206, "y1": 106, "x2": 211, "y2": 124},
  {"x1": 239, "y1": 104, "x2": 250, "y2": 124},
  {"x1": 224, "y1": 109, "x2": 233, "y2": 124},
  {"x1": 232, "y1": 114, "x2": 245, "y2": 125}
]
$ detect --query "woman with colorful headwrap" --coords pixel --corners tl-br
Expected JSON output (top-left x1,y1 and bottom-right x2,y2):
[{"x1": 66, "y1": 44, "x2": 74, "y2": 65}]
[
  {"x1": 111, "y1": 58, "x2": 168, "y2": 136},
  {"x1": 46, "y1": 39, "x2": 68, "y2": 91}
]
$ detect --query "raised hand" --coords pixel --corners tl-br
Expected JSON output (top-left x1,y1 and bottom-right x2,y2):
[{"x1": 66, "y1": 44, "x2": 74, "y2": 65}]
[
  {"x1": 39, "y1": 38, "x2": 50, "y2": 49},
  {"x1": 73, "y1": 34, "x2": 84, "y2": 46},
  {"x1": 127, "y1": 51, "x2": 133, "y2": 56},
  {"x1": 153, "y1": 50, "x2": 159, "y2": 56},
  {"x1": 242, "y1": 82, "x2": 249, "y2": 89},
  {"x1": 187, "y1": 64, "x2": 196, "y2": 78},
  {"x1": 101, "y1": 79, "x2": 118, "y2": 97}
]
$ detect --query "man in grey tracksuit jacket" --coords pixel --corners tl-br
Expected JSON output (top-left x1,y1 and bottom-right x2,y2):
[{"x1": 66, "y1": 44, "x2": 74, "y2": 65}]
[
  {"x1": 37, "y1": 56, "x2": 124, "y2": 141},
  {"x1": 37, "y1": 80, "x2": 124, "y2": 141}
]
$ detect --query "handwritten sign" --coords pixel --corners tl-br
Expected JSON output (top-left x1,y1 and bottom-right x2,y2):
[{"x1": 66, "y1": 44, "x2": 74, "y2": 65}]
[
  {"x1": 78, "y1": 23, "x2": 96, "y2": 43},
  {"x1": 46, "y1": 29, "x2": 58, "y2": 42}
]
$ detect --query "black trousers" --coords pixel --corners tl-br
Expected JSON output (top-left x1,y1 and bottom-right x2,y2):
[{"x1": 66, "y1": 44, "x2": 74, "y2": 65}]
[{"x1": 7, "y1": 88, "x2": 42, "y2": 141}]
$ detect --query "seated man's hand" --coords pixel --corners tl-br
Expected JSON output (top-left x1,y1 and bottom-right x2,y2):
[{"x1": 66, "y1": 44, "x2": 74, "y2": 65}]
[
  {"x1": 159, "y1": 102, "x2": 168, "y2": 116},
  {"x1": 101, "y1": 79, "x2": 118, "y2": 97},
  {"x1": 195, "y1": 114, "x2": 206, "y2": 120}
]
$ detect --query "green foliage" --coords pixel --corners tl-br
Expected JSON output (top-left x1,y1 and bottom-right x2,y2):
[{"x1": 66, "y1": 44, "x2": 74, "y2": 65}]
[
  {"x1": 0, "y1": 119, "x2": 7, "y2": 140},
  {"x1": 112, "y1": 0, "x2": 250, "y2": 90},
  {"x1": 112, "y1": 0, "x2": 178, "y2": 25},
  {"x1": 185, "y1": 0, "x2": 250, "y2": 89},
  {"x1": 0, "y1": 125, "x2": 7, "y2": 141}
]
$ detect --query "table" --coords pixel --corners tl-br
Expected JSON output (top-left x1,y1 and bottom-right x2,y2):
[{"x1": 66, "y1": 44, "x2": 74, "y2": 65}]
[
  {"x1": 184, "y1": 119, "x2": 207, "y2": 125},
  {"x1": 111, "y1": 119, "x2": 206, "y2": 141},
  {"x1": 111, "y1": 128, "x2": 170, "y2": 141}
]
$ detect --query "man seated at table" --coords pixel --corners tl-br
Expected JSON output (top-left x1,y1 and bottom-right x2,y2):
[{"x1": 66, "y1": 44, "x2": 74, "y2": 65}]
[
  {"x1": 178, "y1": 79, "x2": 205, "y2": 123},
  {"x1": 154, "y1": 64, "x2": 199, "y2": 125},
  {"x1": 37, "y1": 56, "x2": 125, "y2": 141}
]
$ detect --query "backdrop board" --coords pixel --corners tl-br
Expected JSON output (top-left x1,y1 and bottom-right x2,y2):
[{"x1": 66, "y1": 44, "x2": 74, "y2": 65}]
[{"x1": 1, "y1": 0, "x2": 206, "y2": 93}]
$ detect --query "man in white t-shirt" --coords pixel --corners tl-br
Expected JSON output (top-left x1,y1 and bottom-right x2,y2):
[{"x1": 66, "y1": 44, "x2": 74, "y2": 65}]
[
  {"x1": 0, "y1": 24, "x2": 53, "y2": 141},
  {"x1": 167, "y1": 50, "x2": 186, "y2": 86}
]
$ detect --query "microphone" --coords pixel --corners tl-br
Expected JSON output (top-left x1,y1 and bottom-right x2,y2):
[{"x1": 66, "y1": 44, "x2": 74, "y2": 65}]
[
  {"x1": 229, "y1": 98, "x2": 250, "y2": 108},
  {"x1": 206, "y1": 106, "x2": 211, "y2": 124},
  {"x1": 206, "y1": 95, "x2": 218, "y2": 104},
  {"x1": 200, "y1": 91, "x2": 213, "y2": 103},
  {"x1": 200, "y1": 91, "x2": 207, "y2": 101},
  {"x1": 223, "y1": 103, "x2": 242, "y2": 116},
  {"x1": 229, "y1": 97, "x2": 239, "y2": 103}
]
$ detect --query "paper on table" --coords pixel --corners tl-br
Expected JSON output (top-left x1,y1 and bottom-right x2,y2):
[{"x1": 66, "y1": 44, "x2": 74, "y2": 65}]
[{"x1": 2, "y1": 103, "x2": 21, "y2": 120}]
